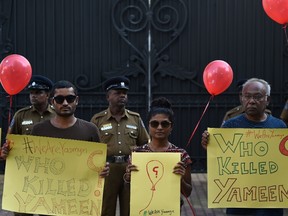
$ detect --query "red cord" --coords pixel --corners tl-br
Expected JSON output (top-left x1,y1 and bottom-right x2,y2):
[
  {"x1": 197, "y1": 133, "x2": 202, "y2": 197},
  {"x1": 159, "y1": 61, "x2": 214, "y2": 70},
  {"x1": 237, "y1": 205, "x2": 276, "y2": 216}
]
[
  {"x1": 182, "y1": 191, "x2": 196, "y2": 216},
  {"x1": 186, "y1": 95, "x2": 214, "y2": 148},
  {"x1": 184, "y1": 95, "x2": 215, "y2": 215},
  {"x1": 8, "y1": 95, "x2": 13, "y2": 125}
]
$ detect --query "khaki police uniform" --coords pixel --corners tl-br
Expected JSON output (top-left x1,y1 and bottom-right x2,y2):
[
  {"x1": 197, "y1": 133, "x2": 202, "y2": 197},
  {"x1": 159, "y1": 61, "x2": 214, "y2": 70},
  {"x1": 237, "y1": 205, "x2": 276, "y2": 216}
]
[
  {"x1": 91, "y1": 75, "x2": 149, "y2": 216},
  {"x1": 222, "y1": 105, "x2": 244, "y2": 123},
  {"x1": 280, "y1": 99, "x2": 288, "y2": 125},
  {"x1": 10, "y1": 105, "x2": 55, "y2": 135},
  {"x1": 9, "y1": 74, "x2": 54, "y2": 135},
  {"x1": 91, "y1": 108, "x2": 149, "y2": 156},
  {"x1": 91, "y1": 108, "x2": 149, "y2": 216}
]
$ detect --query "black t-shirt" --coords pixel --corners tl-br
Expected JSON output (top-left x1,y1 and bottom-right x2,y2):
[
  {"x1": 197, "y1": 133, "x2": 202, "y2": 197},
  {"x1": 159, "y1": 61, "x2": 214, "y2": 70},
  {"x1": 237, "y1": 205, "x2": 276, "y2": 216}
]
[{"x1": 31, "y1": 118, "x2": 100, "y2": 142}]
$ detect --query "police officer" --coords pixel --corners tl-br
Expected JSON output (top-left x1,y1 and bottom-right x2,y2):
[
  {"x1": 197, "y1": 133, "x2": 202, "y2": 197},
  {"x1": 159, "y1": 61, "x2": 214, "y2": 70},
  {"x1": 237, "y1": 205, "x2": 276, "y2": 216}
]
[
  {"x1": 8, "y1": 75, "x2": 55, "y2": 135},
  {"x1": 6, "y1": 75, "x2": 54, "y2": 216},
  {"x1": 91, "y1": 76, "x2": 149, "y2": 216}
]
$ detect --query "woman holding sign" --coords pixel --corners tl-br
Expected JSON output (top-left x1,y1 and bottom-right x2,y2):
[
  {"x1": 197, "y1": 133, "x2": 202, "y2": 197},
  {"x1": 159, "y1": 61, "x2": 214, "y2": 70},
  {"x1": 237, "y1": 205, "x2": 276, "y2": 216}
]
[{"x1": 124, "y1": 97, "x2": 192, "y2": 207}]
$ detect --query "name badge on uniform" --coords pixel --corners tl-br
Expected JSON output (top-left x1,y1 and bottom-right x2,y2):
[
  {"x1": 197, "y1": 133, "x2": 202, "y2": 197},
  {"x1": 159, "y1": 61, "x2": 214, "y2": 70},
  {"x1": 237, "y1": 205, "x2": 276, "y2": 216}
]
[
  {"x1": 101, "y1": 123, "x2": 112, "y2": 131},
  {"x1": 126, "y1": 124, "x2": 137, "y2": 130},
  {"x1": 21, "y1": 120, "x2": 33, "y2": 125}
]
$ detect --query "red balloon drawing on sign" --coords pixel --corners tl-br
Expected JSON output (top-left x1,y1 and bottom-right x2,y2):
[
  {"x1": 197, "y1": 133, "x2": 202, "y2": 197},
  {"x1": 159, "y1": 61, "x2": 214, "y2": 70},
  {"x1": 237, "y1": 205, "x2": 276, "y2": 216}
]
[{"x1": 139, "y1": 160, "x2": 164, "y2": 214}]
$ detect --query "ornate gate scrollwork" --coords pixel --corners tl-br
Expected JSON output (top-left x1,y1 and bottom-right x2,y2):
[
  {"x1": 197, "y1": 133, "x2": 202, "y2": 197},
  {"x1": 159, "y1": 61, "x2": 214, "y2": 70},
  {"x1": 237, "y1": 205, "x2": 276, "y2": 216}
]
[
  {"x1": 75, "y1": 0, "x2": 198, "y2": 91},
  {"x1": 107, "y1": 0, "x2": 197, "y2": 88}
]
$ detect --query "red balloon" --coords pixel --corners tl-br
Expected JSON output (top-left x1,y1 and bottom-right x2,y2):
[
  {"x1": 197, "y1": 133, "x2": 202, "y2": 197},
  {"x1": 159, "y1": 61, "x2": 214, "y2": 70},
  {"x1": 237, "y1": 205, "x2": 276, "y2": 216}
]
[
  {"x1": 0, "y1": 54, "x2": 32, "y2": 95},
  {"x1": 262, "y1": 0, "x2": 288, "y2": 25},
  {"x1": 203, "y1": 60, "x2": 233, "y2": 96}
]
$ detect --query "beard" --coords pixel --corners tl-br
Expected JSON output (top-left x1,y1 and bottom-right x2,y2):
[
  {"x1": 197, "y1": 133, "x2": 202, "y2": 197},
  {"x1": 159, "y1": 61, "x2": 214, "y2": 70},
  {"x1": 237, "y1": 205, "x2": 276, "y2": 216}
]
[
  {"x1": 55, "y1": 107, "x2": 76, "y2": 117},
  {"x1": 57, "y1": 112, "x2": 74, "y2": 117}
]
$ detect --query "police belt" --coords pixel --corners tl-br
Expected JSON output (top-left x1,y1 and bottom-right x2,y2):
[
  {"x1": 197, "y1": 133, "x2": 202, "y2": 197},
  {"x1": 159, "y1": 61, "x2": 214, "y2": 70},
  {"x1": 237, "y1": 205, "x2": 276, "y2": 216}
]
[{"x1": 106, "y1": 155, "x2": 129, "y2": 163}]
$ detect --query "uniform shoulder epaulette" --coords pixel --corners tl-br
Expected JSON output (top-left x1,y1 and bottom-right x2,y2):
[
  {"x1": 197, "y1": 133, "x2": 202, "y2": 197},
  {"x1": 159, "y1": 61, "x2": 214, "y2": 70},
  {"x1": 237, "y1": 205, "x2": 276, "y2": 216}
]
[
  {"x1": 93, "y1": 110, "x2": 108, "y2": 119},
  {"x1": 127, "y1": 109, "x2": 140, "y2": 117},
  {"x1": 265, "y1": 109, "x2": 272, "y2": 114},
  {"x1": 14, "y1": 106, "x2": 33, "y2": 114},
  {"x1": 226, "y1": 106, "x2": 242, "y2": 115},
  {"x1": 49, "y1": 105, "x2": 55, "y2": 110}
]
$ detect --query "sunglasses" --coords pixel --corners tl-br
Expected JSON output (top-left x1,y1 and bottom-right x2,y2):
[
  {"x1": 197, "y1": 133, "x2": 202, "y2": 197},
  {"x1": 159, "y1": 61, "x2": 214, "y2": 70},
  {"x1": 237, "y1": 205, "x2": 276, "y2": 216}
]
[
  {"x1": 149, "y1": 120, "x2": 172, "y2": 128},
  {"x1": 53, "y1": 95, "x2": 77, "y2": 104}
]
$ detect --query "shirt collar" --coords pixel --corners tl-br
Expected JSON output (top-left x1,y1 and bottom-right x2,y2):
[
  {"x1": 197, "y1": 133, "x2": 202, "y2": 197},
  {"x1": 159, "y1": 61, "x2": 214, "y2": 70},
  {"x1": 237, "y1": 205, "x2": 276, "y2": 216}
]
[
  {"x1": 106, "y1": 108, "x2": 129, "y2": 120},
  {"x1": 31, "y1": 105, "x2": 54, "y2": 114}
]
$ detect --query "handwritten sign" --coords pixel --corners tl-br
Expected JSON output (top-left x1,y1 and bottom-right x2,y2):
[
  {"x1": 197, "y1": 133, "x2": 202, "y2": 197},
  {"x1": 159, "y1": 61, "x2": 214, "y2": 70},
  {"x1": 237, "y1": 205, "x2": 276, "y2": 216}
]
[
  {"x1": 207, "y1": 128, "x2": 288, "y2": 208},
  {"x1": 130, "y1": 152, "x2": 181, "y2": 216},
  {"x1": 2, "y1": 134, "x2": 107, "y2": 215}
]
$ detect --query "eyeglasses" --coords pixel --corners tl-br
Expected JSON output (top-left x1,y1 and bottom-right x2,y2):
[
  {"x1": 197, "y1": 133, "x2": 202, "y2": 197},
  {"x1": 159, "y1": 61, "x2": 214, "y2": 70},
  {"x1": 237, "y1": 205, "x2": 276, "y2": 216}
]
[
  {"x1": 149, "y1": 120, "x2": 172, "y2": 128},
  {"x1": 53, "y1": 95, "x2": 77, "y2": 104},
  {"x1": 241, "y1": 94, "x2": 268, "y2": 102}
]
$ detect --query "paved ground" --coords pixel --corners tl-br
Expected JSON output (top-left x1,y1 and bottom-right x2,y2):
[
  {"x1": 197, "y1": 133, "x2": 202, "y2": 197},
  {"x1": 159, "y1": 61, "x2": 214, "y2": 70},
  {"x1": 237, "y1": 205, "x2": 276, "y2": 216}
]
[{"x1": 0, "y1": 174, "x2": 287, "y2": 216}]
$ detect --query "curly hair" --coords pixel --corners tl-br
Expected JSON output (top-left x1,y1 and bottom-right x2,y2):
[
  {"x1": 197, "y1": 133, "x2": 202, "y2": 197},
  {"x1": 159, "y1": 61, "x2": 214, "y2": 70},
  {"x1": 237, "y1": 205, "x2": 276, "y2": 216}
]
[{"x1": 147, "y1": 97, "x2": 174, "y2": 123}]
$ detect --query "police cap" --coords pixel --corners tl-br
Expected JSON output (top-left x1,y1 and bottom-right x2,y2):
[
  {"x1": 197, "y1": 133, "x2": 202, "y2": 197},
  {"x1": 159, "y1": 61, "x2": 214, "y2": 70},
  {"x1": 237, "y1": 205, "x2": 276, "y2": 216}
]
[
  {"x1": 27, "y1": 75, "x2": 53, "y2": 91},
  {"x1": 103, "y1": 76, "x2": 130, "y2": 91}
]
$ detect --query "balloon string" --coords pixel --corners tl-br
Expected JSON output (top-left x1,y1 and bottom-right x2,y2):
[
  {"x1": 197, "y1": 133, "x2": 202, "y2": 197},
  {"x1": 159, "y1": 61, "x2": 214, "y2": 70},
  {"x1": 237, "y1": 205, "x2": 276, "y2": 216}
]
[
  {"x1": 139, "y1": 191, "x2": 154, "y2": 214},
  {"x1": 283, "y1": 24, "x2": 288, "y2": 45},
  {"x1": 182, "y1": 191, "x2": 196, "y2": 216},
  {"x1": 8, "y1": 95, "x2": 13, "y2": 125},
  {"x1": 186, "y1": 95, "x2": 214, "y2": 148}
]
